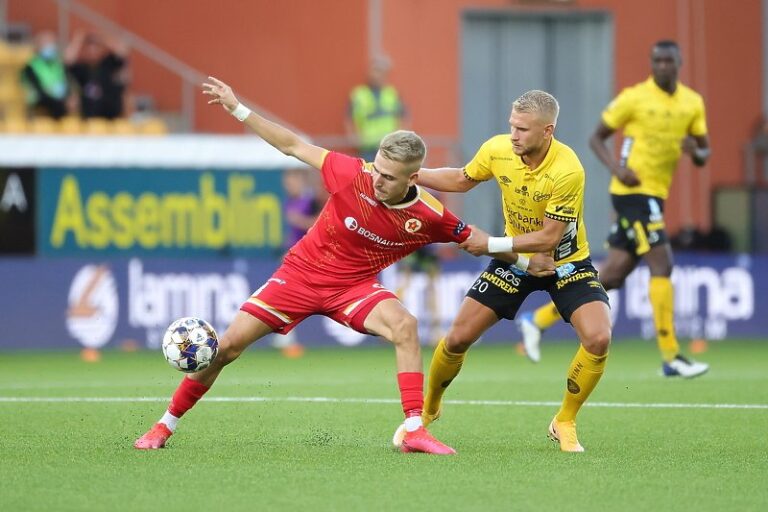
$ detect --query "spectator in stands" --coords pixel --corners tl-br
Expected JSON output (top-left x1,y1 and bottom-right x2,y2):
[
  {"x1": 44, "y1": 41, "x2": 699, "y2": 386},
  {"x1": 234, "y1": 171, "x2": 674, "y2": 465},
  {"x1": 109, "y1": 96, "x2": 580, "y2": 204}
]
[
  {"x1": 65, "y1": 30, "x2": 128, "y2": 119},
  {"x1": 345, "y1": 56, "x2": 408, "y2": 161},
  {"x1": 21, "y1": 31, "x2": 71, "y2": 119}
]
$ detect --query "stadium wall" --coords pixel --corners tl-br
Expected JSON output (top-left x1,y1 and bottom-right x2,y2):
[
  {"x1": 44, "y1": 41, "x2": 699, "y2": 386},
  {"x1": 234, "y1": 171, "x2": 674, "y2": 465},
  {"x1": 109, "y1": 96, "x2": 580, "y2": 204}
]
[{"x1": 8, "y1": 1, "x2": 762, "y2": 232}]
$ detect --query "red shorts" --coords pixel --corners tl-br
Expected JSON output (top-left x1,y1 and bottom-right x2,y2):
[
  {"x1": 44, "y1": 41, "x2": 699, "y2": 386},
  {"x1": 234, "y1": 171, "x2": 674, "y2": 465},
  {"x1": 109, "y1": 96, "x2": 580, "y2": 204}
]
[{"x1": 240, "y1": 264, "x2": 398, "y2": 334}]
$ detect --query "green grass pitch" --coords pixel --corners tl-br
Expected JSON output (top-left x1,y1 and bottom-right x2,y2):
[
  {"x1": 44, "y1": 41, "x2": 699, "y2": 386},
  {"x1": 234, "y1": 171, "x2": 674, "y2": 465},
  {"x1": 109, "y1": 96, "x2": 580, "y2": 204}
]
[{"x1": 1, "y1": 339, "x2": 766, "y2": 512}]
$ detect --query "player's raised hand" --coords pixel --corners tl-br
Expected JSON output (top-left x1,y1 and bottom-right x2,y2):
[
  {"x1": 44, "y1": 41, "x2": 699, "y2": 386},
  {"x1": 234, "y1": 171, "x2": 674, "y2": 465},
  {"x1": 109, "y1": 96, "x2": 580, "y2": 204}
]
[
  {"x1": 202, "y1": 76, "x2": 239, "y2": 112},
  {"x1": 459, "y1": 225, "x2": 490, "y2": 256}
]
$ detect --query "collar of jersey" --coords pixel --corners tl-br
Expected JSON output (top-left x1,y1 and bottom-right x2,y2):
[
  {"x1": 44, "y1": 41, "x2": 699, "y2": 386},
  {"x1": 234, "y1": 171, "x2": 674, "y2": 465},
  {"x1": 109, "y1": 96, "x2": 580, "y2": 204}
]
[
  {"x1": 382, "y1": 185, "x2": 421, "y2": 209},
  {"x1": 646, "y1": 76, "x2": 681, "y2": 99}
]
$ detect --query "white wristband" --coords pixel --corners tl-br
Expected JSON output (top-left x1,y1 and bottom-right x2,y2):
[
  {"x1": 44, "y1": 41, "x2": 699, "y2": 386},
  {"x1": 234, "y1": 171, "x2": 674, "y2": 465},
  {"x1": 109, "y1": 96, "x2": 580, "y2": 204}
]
[
  {"x1": 514, "y1": 255, "x2": 530, "y2": 271},
  {"x1": 487, "y1": 236, "x2": 514, "y2": 253},
  {"x1": 230, "y1": 103, "x2": 252, "y2": 122}
]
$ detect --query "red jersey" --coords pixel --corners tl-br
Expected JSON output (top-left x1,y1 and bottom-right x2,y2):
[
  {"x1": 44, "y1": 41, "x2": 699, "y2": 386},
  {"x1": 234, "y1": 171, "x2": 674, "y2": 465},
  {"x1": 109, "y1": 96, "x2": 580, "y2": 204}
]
[{"x1": 284, "y1": 151, "x2": 470, "y2": 281}]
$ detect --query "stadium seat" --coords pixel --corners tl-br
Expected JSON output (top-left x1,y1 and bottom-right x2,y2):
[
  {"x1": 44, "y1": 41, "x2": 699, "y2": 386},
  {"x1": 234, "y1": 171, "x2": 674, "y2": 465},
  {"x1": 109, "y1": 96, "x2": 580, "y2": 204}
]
[
  {"x1": 7, "y1": 43, "x2": 34, "y2": 67},
  {"x1": 138, "y1": 117, "x2": 169, "y2": 135},
  {"x1": 29, "y1": 117, "x2": 58, "y2": 134},
  {"x1": 83, "y1": 117, "x2": 111, "y2": 135},
  {"x1": 1, "y1": 116, "x2": 28, "y2": 133},
  {"x1": 111, "y1": 118, "x2": 137, "y2": 135},
  {"x1": 58, "y1": 116, "x2": 83, "y2": 135}
]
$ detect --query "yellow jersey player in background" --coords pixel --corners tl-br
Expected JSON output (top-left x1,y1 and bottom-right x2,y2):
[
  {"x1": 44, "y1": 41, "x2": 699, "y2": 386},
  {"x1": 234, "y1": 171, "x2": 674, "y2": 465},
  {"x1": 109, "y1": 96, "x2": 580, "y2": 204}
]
[
  {"x1": 394, "y1": 90, "x2": 611, "y2": 452},
  {"x1": 519, "y1": 40, "x2": 710, "y2": 378}
]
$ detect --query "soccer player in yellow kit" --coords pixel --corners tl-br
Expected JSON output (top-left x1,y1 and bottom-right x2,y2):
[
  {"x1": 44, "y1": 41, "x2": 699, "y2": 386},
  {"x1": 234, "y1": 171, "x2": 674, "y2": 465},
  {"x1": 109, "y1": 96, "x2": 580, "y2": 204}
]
[
  {"x1": 520, "y1": 40, "x2": 710, "y2": 378},
  {"x1": 394, "y1": 90, "x2": 612, "y2": 452}
]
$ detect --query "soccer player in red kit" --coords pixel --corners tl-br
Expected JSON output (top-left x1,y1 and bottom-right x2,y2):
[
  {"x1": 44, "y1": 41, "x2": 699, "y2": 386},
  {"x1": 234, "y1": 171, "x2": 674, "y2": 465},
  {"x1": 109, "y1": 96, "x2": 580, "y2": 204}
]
[{"x1": 134, "y1": 77, "x2": 554, "y2": 454}]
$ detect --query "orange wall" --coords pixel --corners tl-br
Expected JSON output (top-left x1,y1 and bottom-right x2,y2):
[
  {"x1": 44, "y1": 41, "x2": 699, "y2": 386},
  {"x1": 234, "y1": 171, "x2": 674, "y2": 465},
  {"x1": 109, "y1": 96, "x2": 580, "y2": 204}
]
[{"x1": 9, "y1": 0, "x2": 764, "y2": 232}]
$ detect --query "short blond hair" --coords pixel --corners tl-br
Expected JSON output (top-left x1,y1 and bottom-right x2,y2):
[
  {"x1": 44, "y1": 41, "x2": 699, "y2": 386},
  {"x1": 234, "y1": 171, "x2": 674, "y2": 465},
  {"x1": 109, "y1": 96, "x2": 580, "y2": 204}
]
[
  {"x1": 512, "y1": 90, "x2": 560, "y2": 125},
  {"x1": 378, "y1": 130, "x2": 426, "y2": 165}
]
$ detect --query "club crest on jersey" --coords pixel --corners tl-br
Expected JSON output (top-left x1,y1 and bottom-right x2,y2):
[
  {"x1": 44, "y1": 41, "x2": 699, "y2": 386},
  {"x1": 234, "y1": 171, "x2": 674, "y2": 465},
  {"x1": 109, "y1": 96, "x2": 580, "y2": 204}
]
[
  {"x1": 344, "y1": 217, "x2": 359, "y2": 231},
  {"x1": 404, "y1": 218, "x2": 422, "y2": 233}
]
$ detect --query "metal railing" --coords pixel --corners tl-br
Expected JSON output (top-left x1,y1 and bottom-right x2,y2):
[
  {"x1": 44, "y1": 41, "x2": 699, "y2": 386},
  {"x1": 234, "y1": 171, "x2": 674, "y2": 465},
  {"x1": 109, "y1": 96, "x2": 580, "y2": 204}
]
[
  {"x1": 42, "y1": 0, "x2": 305, "y2": 135},
  {"x1": 3, "y1": 0, "x2": 463, "y2": 165}
]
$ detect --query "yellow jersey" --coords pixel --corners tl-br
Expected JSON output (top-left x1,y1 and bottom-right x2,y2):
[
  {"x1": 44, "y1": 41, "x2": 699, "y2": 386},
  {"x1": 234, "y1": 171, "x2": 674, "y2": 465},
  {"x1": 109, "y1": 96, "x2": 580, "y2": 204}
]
[
  {"x1": 604, "y1": 77, "x2": 708, "y2": 199},
  {"x1": 465, "y1": 135, "x2": 591, "y2": 264}
]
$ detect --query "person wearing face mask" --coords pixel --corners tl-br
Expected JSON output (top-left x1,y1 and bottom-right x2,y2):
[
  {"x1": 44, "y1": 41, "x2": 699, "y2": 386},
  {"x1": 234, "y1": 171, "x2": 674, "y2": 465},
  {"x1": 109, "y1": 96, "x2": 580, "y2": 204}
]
[{"x1": 21, "y1": 31, "x2": 71, "y2": 119}]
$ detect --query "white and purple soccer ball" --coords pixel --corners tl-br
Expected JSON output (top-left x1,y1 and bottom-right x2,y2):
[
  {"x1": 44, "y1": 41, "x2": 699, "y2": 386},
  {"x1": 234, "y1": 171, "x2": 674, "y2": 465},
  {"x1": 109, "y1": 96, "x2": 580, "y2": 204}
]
[{"x1": 162, "y1": 317, "x2": 219, "y2": 373}]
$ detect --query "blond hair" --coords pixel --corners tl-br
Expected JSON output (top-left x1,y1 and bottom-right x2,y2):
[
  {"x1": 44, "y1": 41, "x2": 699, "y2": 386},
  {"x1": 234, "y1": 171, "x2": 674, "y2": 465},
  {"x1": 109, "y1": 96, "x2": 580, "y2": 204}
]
[
  {"x1": 512, "y1": 90, "x2": 560, "y2": 125},
  {"x1": 378, "y1": 130, "x2": 426, "y2": 165}
]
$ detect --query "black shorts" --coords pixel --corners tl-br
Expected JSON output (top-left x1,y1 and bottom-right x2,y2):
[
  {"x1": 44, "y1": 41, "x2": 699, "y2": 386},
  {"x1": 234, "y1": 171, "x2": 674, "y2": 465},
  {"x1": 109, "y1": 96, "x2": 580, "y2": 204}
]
[
  {"x1": 607, "y1": 194, "x2": 668, "y2": 256},
  {"x1": 465, "y1": 258, "x2": 609, "y2": 323}
]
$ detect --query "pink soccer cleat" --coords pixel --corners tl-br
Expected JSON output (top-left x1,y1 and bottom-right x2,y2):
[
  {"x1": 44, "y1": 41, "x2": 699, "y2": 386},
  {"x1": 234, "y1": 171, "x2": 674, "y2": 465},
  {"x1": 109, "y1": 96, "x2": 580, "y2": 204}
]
[
  {"x1": 400, "y1": 426, "x2": 456, "y2": 455},
  {"x1": 134, "y1": 423, "x2": 173, "y2": 450}
]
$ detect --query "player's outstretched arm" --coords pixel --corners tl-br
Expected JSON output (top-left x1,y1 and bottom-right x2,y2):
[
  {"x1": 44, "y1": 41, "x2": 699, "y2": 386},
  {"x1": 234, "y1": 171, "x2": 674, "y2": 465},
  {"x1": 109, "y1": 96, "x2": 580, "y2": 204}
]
[
  {"x1": 203, "y1": 76, "x2": 326, "y2": 170},
  {"x1": 460, "y1": 218, "x2": 567, "y2": 256},
  {"x1": 418, "y1": 167, "x2": 480, "y2": 192},
  {"x1": 460, "y1": 225, "x2": 554, "y2": 276}
]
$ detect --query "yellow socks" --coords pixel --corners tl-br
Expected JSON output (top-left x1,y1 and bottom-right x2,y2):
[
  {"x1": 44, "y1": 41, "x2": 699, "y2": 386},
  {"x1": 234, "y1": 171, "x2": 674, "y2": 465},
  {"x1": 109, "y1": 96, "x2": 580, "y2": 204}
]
[
  {"x1": 649, "y1": 276, "x2": 679, "y2": 362},
  {"x1": 556, "y1": 344, "x2": 607, "y2": 422},
  {"x1": 533, "y1": 302, "x2": 562, "y2": 330},
  {"x1": 423, "y1": 338, "x2": 465, "y2": 416}
]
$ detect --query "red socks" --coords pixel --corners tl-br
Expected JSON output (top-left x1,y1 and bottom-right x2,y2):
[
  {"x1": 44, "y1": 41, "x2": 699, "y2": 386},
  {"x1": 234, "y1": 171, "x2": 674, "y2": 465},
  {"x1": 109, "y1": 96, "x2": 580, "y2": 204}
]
[
  {"x1": 397, "y1": 372, "x2": 424, "y2": 418},
  {"x1": 168, "y1": 377, "x2": 210, "y2": 418}
]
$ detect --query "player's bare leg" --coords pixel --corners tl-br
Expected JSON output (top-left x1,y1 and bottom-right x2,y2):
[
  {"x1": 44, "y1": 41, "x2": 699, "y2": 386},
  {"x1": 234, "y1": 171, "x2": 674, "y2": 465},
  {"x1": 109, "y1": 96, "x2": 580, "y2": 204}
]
[
  {"x1": 365, "y1": 298, "x2": 455, "y2": 455},
  {"x1": 135, "y1": 312, "x2": 273, "y2": 449}
]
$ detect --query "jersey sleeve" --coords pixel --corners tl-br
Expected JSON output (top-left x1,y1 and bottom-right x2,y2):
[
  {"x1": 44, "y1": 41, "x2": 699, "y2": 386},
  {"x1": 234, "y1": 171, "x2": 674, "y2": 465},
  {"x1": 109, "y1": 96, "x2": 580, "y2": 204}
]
[
  {"x1": 601, "y1": 88, "x2": 635, "y2": 130},
  {"x1": 545, "y1": 169, "x2": 583, "y2": 223},
  {"x1": 320, "y1": 151, "x2": 363, "y2": 194},
  {"x1": 463, "y1": 138, "x2": 495, "y2": 181},
  {"x1": 433, "y1": 207, "x2": 471, "y2": 244},
  {"x1": 688, "y1": 96, "x2": 708, "y2": 136}
]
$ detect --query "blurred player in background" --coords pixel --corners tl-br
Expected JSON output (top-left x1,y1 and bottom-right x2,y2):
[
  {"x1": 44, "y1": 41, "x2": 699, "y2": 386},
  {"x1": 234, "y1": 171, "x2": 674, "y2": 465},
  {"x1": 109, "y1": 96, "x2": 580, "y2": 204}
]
[
  {"x1": 269, "y1": 167, "x2": 319, "y2": 358},
  {"x1": 395, "y1": 245, "x2": 442, "y2": 346},
  {"x1": 519, "y1": 40, "x2": 710, "y2": 379},
  {"x1": 134, "y1": 76, "x2": 555, "y2": 455},
  {"x1": 394, "y1": 90, "x2": 612, "y2": 453}
]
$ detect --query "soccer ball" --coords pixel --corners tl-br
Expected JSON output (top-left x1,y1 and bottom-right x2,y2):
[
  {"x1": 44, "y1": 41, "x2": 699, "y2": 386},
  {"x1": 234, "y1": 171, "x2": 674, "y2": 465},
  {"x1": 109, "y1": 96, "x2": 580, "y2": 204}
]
[{"x1": 162, "y1": 317, "x2": 219, "y2": 373}]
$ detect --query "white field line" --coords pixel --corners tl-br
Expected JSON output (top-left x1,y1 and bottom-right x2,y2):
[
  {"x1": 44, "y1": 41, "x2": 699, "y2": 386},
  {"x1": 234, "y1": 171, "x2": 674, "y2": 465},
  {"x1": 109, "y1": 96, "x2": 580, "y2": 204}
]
[{"x1": 0, "y1": 396, "x2": 766, "y2": 410}]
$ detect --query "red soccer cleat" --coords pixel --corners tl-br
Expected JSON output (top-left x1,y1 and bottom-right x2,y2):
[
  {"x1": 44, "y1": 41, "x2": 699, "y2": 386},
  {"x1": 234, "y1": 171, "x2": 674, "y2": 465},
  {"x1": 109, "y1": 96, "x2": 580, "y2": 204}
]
[
  {"x1": 134, "y1": 423, "x2": 173, "y2": 450},
  {"x1": 400, "y1": 426, "x2": 456, "y2": 455}
]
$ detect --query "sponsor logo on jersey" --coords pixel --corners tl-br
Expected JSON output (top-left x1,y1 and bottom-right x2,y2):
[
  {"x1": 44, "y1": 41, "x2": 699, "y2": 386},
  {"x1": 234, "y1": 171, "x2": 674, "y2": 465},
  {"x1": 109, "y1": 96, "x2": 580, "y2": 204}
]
[
  {"x1": 533, "y1": 191, "x2": 551, "y2": 202},
  {"x1": 344, "y1": 217, "x2": 359, "y2": 231},
  {"x1": 359, "y1": 193, "x2": 378, "y2": 206},
  {"x1": 498, "y1": 176, "x2": 512, "y2": 185},
  {"x1": 453, "y1": 220, "x2": 466, "y2": 236},
  {"x1": 404, "y1": 218, "x2": 422, "y2": 233},
  {"x1": 346, "y1": 216, "x2": 404, "y2": 247}
]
